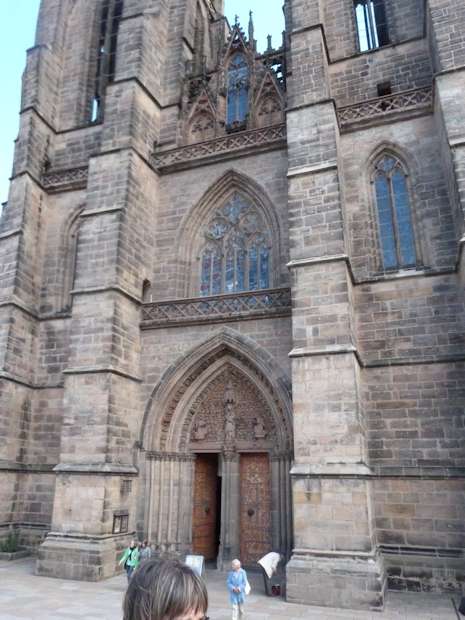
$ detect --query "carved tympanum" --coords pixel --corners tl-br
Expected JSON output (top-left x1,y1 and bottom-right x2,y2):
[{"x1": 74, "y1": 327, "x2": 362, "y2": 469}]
[{"x1": 187, "y1": 366, "x2": 273, "y2": 448}]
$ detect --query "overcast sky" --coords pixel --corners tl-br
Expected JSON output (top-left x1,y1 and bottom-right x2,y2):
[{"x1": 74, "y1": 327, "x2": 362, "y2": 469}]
[{"x1": 0, "y1": 1, "x2": 284, "y2": 204}]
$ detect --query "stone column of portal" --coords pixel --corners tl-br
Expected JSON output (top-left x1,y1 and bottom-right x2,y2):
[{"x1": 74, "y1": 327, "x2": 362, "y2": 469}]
[
  {"x1": 36, "y1": 5, "x2": 165, "y2": 581},
  {"x1": 271, "y1": 453, "x2": 293, "y2": 559},
  {"x1": 176, "y1": 455, "x2": 196, "y2": 554},
  {"x1": 427, "y1": 1, "x2": 465, "y2": 289},
  {"x1": 219, "y1": 453, "x2": 240, "y2": 569},
  {"x1": 284, "y1": 1, "x2": 384, "y2": 611}
]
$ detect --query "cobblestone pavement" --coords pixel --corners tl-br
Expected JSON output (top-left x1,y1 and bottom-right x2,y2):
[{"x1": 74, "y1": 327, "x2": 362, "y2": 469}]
[{"x1": 0, "y1": 559, "x2": 460, "y2": 620}]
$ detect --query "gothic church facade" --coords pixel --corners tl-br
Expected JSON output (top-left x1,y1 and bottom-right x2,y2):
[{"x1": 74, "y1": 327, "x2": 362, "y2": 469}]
[{"x1": 0, "y1": 0, "x2": 464, "y2": 611}]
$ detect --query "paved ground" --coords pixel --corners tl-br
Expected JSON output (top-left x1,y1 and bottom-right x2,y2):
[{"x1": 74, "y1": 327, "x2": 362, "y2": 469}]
[{"x1": 0, "y1": 558, "x2": 461, "y2": 620}]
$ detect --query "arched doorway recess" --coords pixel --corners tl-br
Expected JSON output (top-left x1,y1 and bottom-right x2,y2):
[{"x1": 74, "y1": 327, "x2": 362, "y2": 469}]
[{"x1": 140, "y1": 331, "x2": 293, "y2": 567}]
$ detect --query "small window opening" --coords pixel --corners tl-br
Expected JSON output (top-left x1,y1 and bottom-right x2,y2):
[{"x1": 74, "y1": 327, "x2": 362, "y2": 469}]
[
  {"x1": 113, "y1": 511, "x2": 129, "y2": 534},
  {"x1": 377, "y1": 81, "x2": 392, "y2": 97},
  {"x1": 90, "y1": 97, "x2": 101, "y2": 123},
  {"x1": 355, "y1": 0, "x2": 389, "y2": 52}
]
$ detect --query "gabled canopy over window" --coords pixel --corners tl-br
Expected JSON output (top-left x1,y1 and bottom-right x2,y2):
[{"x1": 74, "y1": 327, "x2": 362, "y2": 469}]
[
  {"x1": 373, "y1": 154, "x2": 417, "y2": 271},
  {"x1": 226, "y1": 54, "x2": 250, "y2": 128},
  {"x1": 200, "y1": 193, "x2": 271, "y2": 296},
  {"x1": 354, "y1": 0, "x2": 389, "y2": 52}
]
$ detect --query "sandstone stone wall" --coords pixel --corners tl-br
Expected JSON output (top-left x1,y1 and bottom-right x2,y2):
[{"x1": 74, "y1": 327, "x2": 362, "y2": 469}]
[
  {"x1": 0, "y1": 0, "x2": 464, "y2": 602},
  {"x1": 150, "y1": 150, "x2": 289, "y2": 301},
  {"x1": 324, "y1": 0, "x2": 425, "y2": 61}
]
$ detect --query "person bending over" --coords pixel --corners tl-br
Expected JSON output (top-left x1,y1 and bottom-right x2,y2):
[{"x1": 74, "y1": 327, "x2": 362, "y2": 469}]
[{"x1": 123, "y1": 558, "x2": 208, "y2": 620}]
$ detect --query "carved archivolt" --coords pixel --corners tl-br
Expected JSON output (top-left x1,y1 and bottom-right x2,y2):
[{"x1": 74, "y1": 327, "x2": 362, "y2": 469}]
[{"x1": 142, "y1": 331, "x2": 292, "y2": 456}]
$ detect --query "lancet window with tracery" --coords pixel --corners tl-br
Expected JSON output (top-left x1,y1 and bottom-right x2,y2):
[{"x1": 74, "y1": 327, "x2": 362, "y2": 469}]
[
  {"x1": 373, "y1": 153, "x2": 417, "y2": 271},
  {"x1": 227, "y1": 54, "x2": 250, "y2": 129},
  {"x1": 200, "y1": 194, "x2": 271, "y2": 296}
]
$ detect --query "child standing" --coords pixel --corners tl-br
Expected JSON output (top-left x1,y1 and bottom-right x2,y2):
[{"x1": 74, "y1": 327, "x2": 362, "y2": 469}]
[{"x1": 227, "y1": 559, "x2": 248, "y2": 620}]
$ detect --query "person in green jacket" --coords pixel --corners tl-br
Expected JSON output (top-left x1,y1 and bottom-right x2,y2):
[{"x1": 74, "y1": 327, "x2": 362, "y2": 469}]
[{"x1": 119, "y1": 539, "x2": 140, "y2": 581}]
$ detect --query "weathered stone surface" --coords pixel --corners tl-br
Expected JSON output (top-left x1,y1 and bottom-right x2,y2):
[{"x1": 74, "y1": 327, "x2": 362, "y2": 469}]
[{"x1": 0, "y1": 0, "x2": 464, "y2": 608}]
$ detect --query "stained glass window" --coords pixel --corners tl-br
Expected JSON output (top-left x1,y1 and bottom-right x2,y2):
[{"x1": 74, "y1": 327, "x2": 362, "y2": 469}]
[
  {"x1": 200, "y1": 194, "x2": 271, "y2": 296},
  {"x1": 354, "y1": 0, "x2": 389, "y2": 52},
  {"x1": 227, "y1": 54, "x2": 249, "y2": 127},
  {"x1": 373, "y1": 154, "x2": 417, "y2": 271}
]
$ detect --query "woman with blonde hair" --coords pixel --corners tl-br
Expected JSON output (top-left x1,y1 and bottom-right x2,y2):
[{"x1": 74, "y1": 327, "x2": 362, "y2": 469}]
[{"x1": 123, "y1": 558, "x2": 209, "y2": 620}]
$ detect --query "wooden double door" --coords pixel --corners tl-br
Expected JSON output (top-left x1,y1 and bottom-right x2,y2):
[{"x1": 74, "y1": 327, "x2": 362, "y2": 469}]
[{"x1": 192, "y1": 452, "x2": 271, "y2": 565}]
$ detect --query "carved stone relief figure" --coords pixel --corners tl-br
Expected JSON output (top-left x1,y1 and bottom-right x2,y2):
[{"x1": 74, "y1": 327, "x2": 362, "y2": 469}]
[
  {"x1": 193, "y1": 418, "x2": 209, "y2": 441},
  {"x1": 188, "y1": 368, "x2": 274, "y2": 449},
  {"x1": 224, "y1": 380, "x2": 236, "y2": 448},
  {"x1": 253, "y1": 415, "x2": 267, "y2": 439}
]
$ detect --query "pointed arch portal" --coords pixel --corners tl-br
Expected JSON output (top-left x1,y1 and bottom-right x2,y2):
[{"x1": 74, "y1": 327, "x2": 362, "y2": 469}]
[{"x1": 140, "y1": 330, "x2": 293, "y2": 567}]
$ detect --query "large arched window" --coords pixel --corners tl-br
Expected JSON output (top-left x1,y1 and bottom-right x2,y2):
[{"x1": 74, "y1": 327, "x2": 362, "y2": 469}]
[
  {"x1": 373, "y1": 153, "x2": 417, "y2": 271},
  {"x1": 227, "y1": 54, "x2": 249, "y2": 129},
  {"x1": 200, "y1": 193, "x2": 271, "y2": 296}
]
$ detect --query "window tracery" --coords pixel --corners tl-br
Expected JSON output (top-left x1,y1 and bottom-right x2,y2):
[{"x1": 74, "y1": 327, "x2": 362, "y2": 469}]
[
  {"x1": 373, "y1": 153, "x2": 417, "y2": 271},
  {"x1": 200, "y1": 193, "x2": 271, "y2": 296},
  {"x1": 227, "y1": 54, "x2": 250, "y2": 129}
]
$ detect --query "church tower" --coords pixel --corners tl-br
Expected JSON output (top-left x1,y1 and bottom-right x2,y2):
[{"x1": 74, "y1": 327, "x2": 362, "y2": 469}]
[{"x1": 0, "y1": 0, "x2": 464, "y2": 610}]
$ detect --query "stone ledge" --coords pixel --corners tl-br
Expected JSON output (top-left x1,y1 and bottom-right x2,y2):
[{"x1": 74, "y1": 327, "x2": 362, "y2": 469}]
[
  {"x1": 289, "y1": 464, "x2": 465, "y2": 480},
  {"x1": 286, "y1": 550, "x2": 386, "y2": 611},
  {"x1": 289, "y1": 344, "x2": 357, "y2": 358},
  {"x1": 36, "y1": 534, "x2": 128, "y2": 581},
  {"x1": 291, "y1": 463, "x2": 372, "y2": 477},
  {"x1": 0, "y1": 461, "x2": 56, "y2": 473},
  {"x1": 0, "y1": 549, "x2": 30, "y2": 561},
  {"x1": 54, "y1": 463, "x2": 138, "y2": 476},
  {"x1": 287, "y1": 254, "x2": 349, "y2": 269},
  {"x1": 63, "y1": 366, "x2": 142, "y2": 383},
  {"x1": 287, "y1": 161, "x2": 337, "y2": 177}
]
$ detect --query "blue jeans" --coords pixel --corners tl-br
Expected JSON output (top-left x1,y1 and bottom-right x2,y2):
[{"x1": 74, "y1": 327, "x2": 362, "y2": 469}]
[{"x1": 125, "y1": 565, "x2": 135, "y2": 581}]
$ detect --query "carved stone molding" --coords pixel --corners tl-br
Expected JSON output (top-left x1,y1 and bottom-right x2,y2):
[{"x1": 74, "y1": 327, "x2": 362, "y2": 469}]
[
  {"x1": 338, "y1": 87, "x2": 433, "y2": 131},
  {"x1": 154, "y1": 347, "x2": 292, "y2": 453},
  {"x1": 151, "y1": 124, "x2": 287, "y2": 172},
  {"x1": 42, "y1": 166, "x2": 89, "y2": 192},
  {"x1": 146, "y1": 451, "x2": 195, "y2": 462},
  {"x1": 185, "y1": 367, "x2": 275, "y2": 452},
  {"x1": 141, "y1": 287, "x2": 292, "y2": 329}
]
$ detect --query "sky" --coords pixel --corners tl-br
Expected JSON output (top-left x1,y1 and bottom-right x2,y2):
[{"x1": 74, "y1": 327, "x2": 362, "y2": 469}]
[{"x1": 0, "y1": 0, "x2": 284, "y2": 205}]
